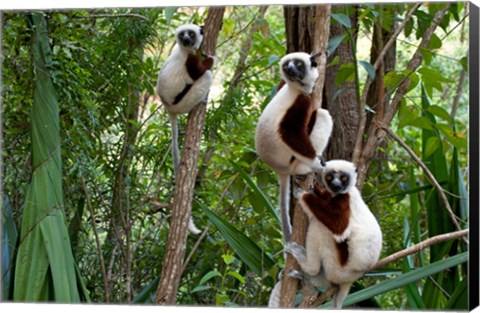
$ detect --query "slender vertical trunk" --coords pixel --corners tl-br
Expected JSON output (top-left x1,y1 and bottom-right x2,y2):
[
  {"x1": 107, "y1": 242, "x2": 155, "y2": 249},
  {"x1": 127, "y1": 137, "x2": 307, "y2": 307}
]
[{"x1": 155, "y1": 7, "x2": 225, "y2": 305}]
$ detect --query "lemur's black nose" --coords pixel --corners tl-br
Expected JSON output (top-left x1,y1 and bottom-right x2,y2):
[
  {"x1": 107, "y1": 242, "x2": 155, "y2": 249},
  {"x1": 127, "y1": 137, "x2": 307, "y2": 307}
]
[
  {"x1": 330, "y1": 181, "x2": 343, "y2": 193},
  {"x1": 182, "y1": 36, "x2": 192, "y2": 46},
  {"x1": 285, "y1": 62, "x2": 300, "y2": 77}
]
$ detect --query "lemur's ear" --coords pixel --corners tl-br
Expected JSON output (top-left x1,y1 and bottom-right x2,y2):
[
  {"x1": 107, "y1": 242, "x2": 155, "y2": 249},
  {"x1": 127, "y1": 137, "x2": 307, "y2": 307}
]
[
  {"x1": 310, "y1": 51, "x2": 322, "y2": 68},
  {"x1": 199, "y1": 25, "x2": 204, "y2": 35}
]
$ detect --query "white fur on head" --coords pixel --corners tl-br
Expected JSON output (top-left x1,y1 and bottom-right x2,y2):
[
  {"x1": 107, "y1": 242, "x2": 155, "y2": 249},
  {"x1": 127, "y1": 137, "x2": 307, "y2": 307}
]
[
  {"x1": 279, "y1": 52, "x2": 319, "y2": 94},
  {"x1": 175, "y1": 24, "x2": 204, "y2": 51},
  {"x1": 322, "y1": 160, "x2": 357, "y2": 194}
]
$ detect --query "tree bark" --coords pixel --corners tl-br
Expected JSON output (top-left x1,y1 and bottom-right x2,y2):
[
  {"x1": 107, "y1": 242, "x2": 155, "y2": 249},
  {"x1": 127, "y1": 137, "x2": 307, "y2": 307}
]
[
  {"x1": 363, "y1": 5, "x2": 397, "y2": 182},
  {"x1": 279, "y1": 5, "x2": 331, "y2": 307},
  {"x1": 324, "y1": 5, "x2": 359, "y2": 161},
  {"x1": 155, "y1": 7, "x2": 225, "y2": 305}
]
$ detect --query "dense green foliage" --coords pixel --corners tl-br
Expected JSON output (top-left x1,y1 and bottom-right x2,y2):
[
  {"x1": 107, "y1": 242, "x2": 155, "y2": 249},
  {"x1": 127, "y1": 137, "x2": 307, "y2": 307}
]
[{"x1": 1, "y1": 3, "x2": 470, "y2": 309}]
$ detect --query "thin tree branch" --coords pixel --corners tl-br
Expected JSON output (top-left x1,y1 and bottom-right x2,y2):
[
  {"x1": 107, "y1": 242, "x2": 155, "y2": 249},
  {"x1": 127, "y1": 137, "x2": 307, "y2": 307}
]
[
  {"x1": 372, "y1": 229, "x2": 469, "y2": 270},
  {"x1": 82, "y1": 179, "x2": 110, "y2": 303},
  {"x1": 381, "y1": 126, "x2": 468, "y2": 243}
]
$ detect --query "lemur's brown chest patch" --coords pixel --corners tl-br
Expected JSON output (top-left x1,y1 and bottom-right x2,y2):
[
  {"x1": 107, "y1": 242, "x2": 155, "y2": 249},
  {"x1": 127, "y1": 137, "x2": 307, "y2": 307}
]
[
  {"x1": 302, "y1": 186, "x2": 351, "y2": 235},
  {"x1": 186, "y1": 53, "x2": 214, "y2": 81},
  {"x1": 279, "y1": 93, "x2": 317, "y2": 160}
]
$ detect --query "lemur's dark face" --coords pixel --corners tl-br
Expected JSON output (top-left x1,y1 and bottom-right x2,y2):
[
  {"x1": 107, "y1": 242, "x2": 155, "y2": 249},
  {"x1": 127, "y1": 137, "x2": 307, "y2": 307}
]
[
  {"x1": 323, "y1": 170, "x2": 351, "y2": 195},
  {"x1": 175, "y1": 24, "x2": 203, "y2": 51},
  {"x1": 281, "y1": 57, "x2": 317, "y2": 84},
  {"x1": 177, "y1": 29, "x2": 198, "y2": 48},
  {"x1": 279, "y1": 52, "x2": 319, "y2": 94}
]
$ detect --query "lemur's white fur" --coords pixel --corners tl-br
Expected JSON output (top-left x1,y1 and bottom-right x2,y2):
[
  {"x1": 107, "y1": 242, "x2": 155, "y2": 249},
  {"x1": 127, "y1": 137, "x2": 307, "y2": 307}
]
[
  {"x1": 255, "y1": 52, "x2": 333, "y2": 243},
  {"x1": 285, "y1": 160, "x2": 382, "y2": 309},
  {"x1": 157, "y1": 24, "x2": 213, "y2": 115},
  {"x1": 157, "y1": 24, "x2": 215, "y2": 235}
]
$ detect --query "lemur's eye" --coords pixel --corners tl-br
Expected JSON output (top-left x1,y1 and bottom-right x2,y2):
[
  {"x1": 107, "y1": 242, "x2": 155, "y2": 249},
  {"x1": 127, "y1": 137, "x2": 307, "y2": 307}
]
[
  {"x1": 326, "y1": 175, "x2": 333, "y2": 181},
  {"x1": 178, "y1": 33, "x2": 184, "y2": 39},
  {"x1": 341, "y1": 175, "x2": 348, "y2": 182},
  {"x1": 296, "y1": 61, "x2": 304, "y2": 68},
  {"x1": 189, "y1": 31, "x2": 195, "y2": 38}
]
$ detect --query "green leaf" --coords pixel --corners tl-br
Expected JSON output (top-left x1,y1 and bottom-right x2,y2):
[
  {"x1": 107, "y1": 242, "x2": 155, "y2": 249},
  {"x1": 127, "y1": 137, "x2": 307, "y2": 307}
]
[
  {"x1": 335, "y1": 62, "x2": 355, "y2": 87},
  {"x1": 435, "y1": 123, "x2": 467, "y2": 150},
  {"x1": 427, "y1": 105, "x2": 453, "y2": 124},
  {"x1": 427, "y1": 33, "x2": 442, "y2": 50},
  {"x1": 459, "y1": 56, "x2": 468, "y2": 71},
  {"x1": 227, "y1": 271, "x2": 246, "y2": 284},
  {"x1": 445, "y1": 278, "x2": 468, "y2": 309},
  {"x1": 409, "y1": 117, "x2": 434, "y2": 130},
  {"x1": 327, "y1": 34, "x2": 347, "y2": 56},
  {"x1": 323, "y1": 252, "x2": 468, "y2": 308},
  {"x1": 384, "y1": 71, "x2": 403, "y2": 89},
  {"x1": 424, "y1": 137, "x2": 441, "y2": 159},
  {"x1": 359, "y1": 60, "x2": 376, "y2": 80},
  {"x1": 402, "y1": 70, "x2": 420, "y2": 92},
  {"x1": 404, "y1": 17, "x2": 414, "y2": 37},
  {"x1": 199, "y1": 270, "x2": 222, "y2": 285},
  {"x1": 216, "y1": 293, "x2": 230, "y2": 305},
  {"x1": 420, "y1": 85, "x2": 450, "y2": 264},
  {"x1": 231, "y1": 161, "x2": 280, "y2": 224},
  {"x1": 132, "y1": 276, "x2": 160, "y2": 304},
  {"x1": 191, "y1": 285, "x2": 213, "y2": 293},
  {"x1": 331, "y1": 13, "x2": 352, "y2": 28},
  {"x1": 13, "y1": 13, "x2": 80, "y2": 302},
  {"x1": 164, "y1": 7, "x2": 177, "y2": 24},
  {"x1": 398, "y1": 101, "x2": 418, "y2": 129},
  {"x1": 418, "y1": 67, "x2": 453, "y2": 96},
  {"x1": 268, "y1": 54, "x2": 279, "y2": 66},
  {"x1": 199, "y1": 202, "x2": 275, "y2": 275},
  {"x1": 222, "y1": 254, "x2": 235, "y2": 265},
  {"x1": 2, "y1": 195, "x2": 18, "y2": 300}
]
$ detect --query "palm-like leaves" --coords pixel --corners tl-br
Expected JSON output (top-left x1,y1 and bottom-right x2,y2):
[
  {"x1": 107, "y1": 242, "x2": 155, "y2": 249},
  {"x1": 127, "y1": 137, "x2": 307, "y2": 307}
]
[{"x1": 13, "y1": 13, "x2": 80, "y2": 302}]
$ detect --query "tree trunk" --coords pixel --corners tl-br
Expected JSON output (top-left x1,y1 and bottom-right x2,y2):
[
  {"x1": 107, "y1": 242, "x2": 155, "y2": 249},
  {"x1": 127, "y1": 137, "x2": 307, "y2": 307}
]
[
  {"x1": 324, "y1": 5, "x2": 359, "y2": 161},
  {"x1": 155, "y1": 7, "x2": 225, "y2": 305},
  {"x1": 364, "y1": 5, "x2": 397, "y2": 177},
  {"x1": 279, "y1": 5, "x2": 331, "y2": 307}
]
